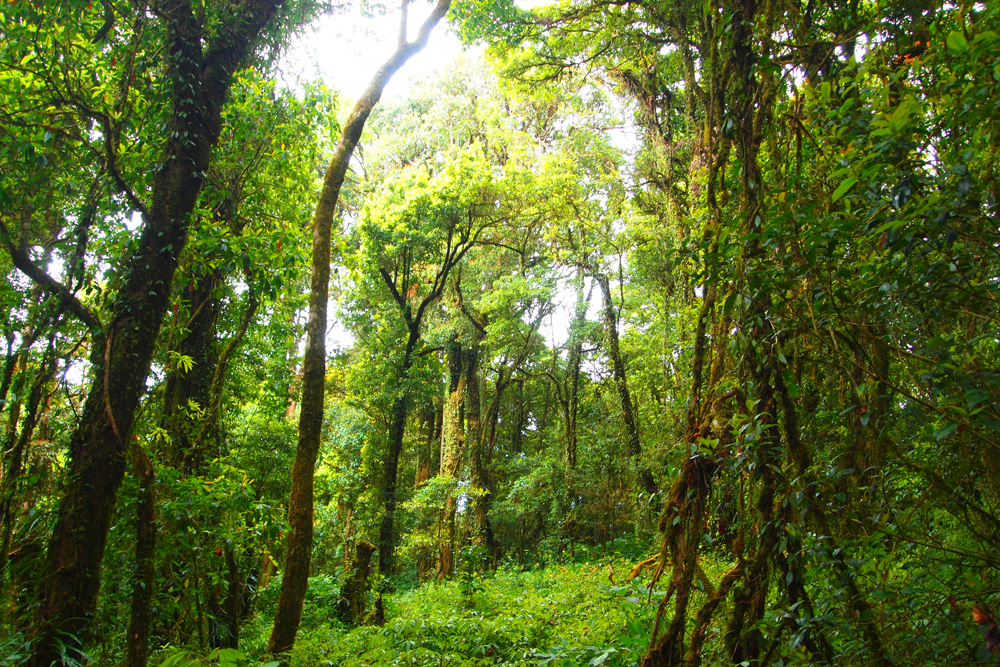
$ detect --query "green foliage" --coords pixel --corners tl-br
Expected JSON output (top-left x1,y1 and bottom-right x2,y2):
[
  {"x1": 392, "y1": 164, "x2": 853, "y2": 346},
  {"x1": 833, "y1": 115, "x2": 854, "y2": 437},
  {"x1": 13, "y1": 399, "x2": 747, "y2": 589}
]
[
  {"x1": 279, "y1": 562, "x2": 664, "y2": 667},
  {"x1": 155, "y1": 647, "x2": 263, "y2": 667},
  {"x1": 449, "y1": 0, "x2": 527, "y2": 46},
  {"x1": 6, "y1": 1, "x2": 1000, "y2": 665}
]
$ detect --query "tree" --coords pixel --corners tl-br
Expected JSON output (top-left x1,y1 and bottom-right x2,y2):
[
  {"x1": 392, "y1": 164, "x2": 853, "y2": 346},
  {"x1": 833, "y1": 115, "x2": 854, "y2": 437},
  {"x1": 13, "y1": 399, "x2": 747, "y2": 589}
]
[
  {"x1": 268, "y1": 0, "x2": 454, "y2": 651},
  {"x1": 356, "y1": 149, "x2": 498, "y2": 578},
  {"x1": 0, "y1": 1, "x2": 322, "y2": 661}
]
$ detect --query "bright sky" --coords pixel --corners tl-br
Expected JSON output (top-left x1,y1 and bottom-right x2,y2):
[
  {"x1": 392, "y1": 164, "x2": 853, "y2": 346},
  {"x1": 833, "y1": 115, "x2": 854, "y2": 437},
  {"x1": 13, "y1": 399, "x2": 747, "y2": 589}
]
[
  {"x1": 279, "y1": 3, "x2": 467, "y2": 352},
  {"x1": 279, "y1": 1, "x2": 472, "y2": 101},
  {"x1": 279, "y1": 0, "x2": 605, "y2": 354}
]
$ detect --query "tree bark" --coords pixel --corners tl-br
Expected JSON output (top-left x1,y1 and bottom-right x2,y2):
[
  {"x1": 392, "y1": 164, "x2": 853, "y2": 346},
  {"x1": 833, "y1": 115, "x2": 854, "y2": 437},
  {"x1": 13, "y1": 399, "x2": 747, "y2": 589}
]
[
  {"x1": 846, "y1": 324, "x2": 891, "y2": 483},
  {"x1": 414, "y1": 405, "x2": 440, "y2": 577},
  {"x1": 268, "y1": 0, "x2": 453, "y2": 652},
  {"x1": 438, "y1": 336, "x2": 465, "y2": 578},
  {"x1": 161, "y1": 274, "x2": 219, "y2": 471},
  {"x1": 721, "y1": 1, "x2": 784, "y2": 661},
  {"x1": 162, "y1": 144, "x2": 264, "y2": 472},
  {"x1": 0, "y1": 336, "x2": 57, "y2": 583},
  {"x1": 336, "y1": 541, "x2": 375, "y2": 626},
  {"x1": 207, "y1": 544, "x2": 243, "y2": 649},
  {"x1": 465, "y1": 344, "x2": 495, "y2": 560},
  {"x1": 415, "y1": 404, "x2": 440, "y2": 486},
  {"x1": 378, "y1": 327, "x2": 420, "y2": 580},
  {"x1": 564, "y1": 269, "x2": 590, "y2": 470}
]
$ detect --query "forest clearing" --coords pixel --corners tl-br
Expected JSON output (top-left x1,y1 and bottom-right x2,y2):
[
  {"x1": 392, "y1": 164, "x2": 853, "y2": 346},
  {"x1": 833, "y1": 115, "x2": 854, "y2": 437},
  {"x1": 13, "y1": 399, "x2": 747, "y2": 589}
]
[{"x1": 1, "y1": 0, "x2": 999, "y2": 665}]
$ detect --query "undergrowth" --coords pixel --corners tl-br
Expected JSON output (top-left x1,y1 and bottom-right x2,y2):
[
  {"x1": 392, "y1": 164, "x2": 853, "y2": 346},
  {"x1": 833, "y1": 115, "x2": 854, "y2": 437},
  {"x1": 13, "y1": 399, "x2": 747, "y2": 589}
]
[{"x1": 251, "y1": 562, "x2": 678, "y2": 667}]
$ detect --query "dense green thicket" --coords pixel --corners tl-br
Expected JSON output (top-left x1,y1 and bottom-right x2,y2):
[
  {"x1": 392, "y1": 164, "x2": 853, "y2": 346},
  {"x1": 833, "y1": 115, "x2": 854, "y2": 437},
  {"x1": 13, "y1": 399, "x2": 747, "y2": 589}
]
[{"x1": 2, "y1": 0, "x2": 1000, "y2": 665}]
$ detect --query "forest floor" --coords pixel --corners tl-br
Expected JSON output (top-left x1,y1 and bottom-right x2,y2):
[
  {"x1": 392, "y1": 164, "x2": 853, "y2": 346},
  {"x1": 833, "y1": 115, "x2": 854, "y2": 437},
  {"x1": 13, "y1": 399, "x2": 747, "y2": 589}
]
[{"x1": 239, "y1": 560, "x2": 688, "y2": 667}]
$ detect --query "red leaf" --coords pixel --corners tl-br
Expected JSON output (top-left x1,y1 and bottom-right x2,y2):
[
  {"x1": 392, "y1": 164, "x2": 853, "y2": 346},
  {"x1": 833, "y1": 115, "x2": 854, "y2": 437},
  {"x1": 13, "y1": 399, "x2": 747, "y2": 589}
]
[
  {"x1": 973, "y1": 603, "x2": 1000, "y2": 654},
  {"x1": 973, "y1": 603, "x2": 992, "y2": 625}
]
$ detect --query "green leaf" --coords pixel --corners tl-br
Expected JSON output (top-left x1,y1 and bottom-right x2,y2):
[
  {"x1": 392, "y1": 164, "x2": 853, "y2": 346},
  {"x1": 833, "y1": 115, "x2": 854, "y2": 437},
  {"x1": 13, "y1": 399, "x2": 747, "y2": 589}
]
[
  {"x1": 947, "y1": 31, "x2": 969, "y2": 53},
  {"x1": 832, "y1": 177, "x2": 858, "y2": 202},
  {"x1": 934, "y1": 424, "x2": 957, "y2": 440},
  {"x1": 972, "y1": 30, "x2": 998, "y2": 45}
]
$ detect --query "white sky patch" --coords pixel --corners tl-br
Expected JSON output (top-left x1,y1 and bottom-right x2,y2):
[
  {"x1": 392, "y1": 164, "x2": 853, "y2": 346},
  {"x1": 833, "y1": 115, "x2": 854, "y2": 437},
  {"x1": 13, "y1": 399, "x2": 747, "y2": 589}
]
[
  {"x1": 327, "y1": 313, "x2": 355, "y2": 351},
  {"x1": 279, "y1": 2, "x2": 472, "y2": 101},
  {"x1": 126, "y1": 210, "x2": 143, "y2": 232},
  {"x1": 281, "y1": 1, "x2": 626, "y2": 358},
  {"x1": 544, "y1": 272, "x2": 604, "y2": 351}
]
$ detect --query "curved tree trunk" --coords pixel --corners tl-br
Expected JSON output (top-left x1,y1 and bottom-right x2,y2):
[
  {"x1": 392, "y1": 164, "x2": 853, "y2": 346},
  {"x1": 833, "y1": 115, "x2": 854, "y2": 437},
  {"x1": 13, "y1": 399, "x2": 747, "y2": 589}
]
[{"x1": 268, "y1": 0, "x2": 453, "y2": 653}]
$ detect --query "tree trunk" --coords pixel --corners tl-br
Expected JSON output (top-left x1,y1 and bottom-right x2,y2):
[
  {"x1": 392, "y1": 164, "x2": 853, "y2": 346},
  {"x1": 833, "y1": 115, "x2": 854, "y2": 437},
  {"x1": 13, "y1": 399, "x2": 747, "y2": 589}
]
[
  {"x1": 162, "y1": 171, "x2": 262, "y2": 471},
  {"x1": 721, "y1": 1, "x2": 783, "y2": 661},
  {"x1": 415, "y1": 405, "x2": 439, "y2": 486},
  {"x1": 29, "y1": 3, "x2": 285, "y2": 663},
  {"x1": 0, "y1": 337, "x2": 57, "y2": 583},
  {"x1": 268, "y1": 0, "x2": 452, "y2": 652},
  {"x1": 465, "y1": 345, "x2": 493, "y2": 558},
  {"x1": 565, "y1": 269, "x2": 590, "y2": 470},
  {"x1": 643, "y1": 6, "x2": 738, "y2": 664},
  {"x1": 124, "y1": 446, "x2": 156, "y2": 667},
  {"x1": 161, "y1": 288, "x2": 258, "y2": 647},
  {"x1": 438, "y1": 336, "x2": 465, "y2": 578},
  {"x1": 336, "y1": 541, "x2": 375, "y2": 626},
  {"x1": 512, "y1": 379, "x2": 525, "y2": 454},
  {"x1": 0, "y1": 332, "x2": 19, "y2": 414},
  {"x1": 161, "y1": 273, "x2": 219, "y2": 471},
  {"x1": 846, "y1": 324, "x2": 891, "y2": 483},
  {"x1": 2, "y1": 349, "x2": 30, "y2": 460},
  {"x1": 594, "y1": 274, "x2": 656, "y2": 497},
  {"x1": 208, "y1": 544, "x2": 243, "y2": 650},
  {"x1": 414, "y1": 404, "x2": 440, "y2": 576}
]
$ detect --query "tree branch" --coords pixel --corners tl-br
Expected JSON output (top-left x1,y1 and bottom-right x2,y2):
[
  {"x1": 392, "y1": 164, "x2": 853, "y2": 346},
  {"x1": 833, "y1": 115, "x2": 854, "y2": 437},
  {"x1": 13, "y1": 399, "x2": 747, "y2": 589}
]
[
  {"x1": 398, "y1": 0, "x2": 410, "y2": 46},
  {"x1": 0, "y1": 222, "x2": 103, "y2": 334},
  {"x1": 380, "y1": 267, "x2": 407, "y2": 310}
]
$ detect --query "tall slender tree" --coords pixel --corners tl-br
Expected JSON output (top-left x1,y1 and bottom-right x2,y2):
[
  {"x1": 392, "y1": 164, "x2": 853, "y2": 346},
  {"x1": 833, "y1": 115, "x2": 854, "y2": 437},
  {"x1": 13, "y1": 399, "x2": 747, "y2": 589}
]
[{"x1": 268, "y1": 0, "x2": 454, "y2": 648}]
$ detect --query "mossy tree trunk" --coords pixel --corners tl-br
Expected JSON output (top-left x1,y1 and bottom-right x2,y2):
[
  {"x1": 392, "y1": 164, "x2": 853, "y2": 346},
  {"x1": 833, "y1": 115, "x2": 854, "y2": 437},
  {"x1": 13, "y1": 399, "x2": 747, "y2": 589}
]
[
  {"x1": 439, "y1": 336, "x2": 466, "y2": 578},
  {"x1": 268, "y1": 0, "x2": 453, "y2": 652},
  {"x1": 564, "y1": 267, "x2": 590, "y2": 470},
  {"x1": 594, "y1": 273, "x2": 656, "y2": 498},
  {"x1": 336, "y1": 541, "x2": 376, "y2": 626},
  {"x1": 124, "y1": 445, "x2": 156, "y2": 667},
  {"x1": 25, "y1": 2, "x2": 287, "y2": 663}
]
